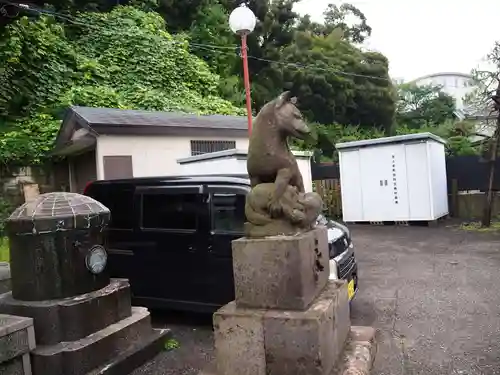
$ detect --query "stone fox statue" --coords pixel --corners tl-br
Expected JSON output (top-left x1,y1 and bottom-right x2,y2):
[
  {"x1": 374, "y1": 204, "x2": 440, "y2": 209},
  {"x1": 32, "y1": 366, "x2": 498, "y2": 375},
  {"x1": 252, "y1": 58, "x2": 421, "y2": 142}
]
[
  {"x1": 245, "y1": 91, "x2": 323, "y2": 237},
  {"x1": 247, "y1": 91, "x2": 311, "y2": 217},
  {"x1": 245, "y1": 183, "x2": 323, "y2": 238}
]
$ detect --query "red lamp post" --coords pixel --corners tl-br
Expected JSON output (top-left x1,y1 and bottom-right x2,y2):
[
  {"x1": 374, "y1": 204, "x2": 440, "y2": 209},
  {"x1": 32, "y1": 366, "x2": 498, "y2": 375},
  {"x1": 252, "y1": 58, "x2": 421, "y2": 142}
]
[{"x1": 229, "y1": 3, "x2": 257, "y2": 135}]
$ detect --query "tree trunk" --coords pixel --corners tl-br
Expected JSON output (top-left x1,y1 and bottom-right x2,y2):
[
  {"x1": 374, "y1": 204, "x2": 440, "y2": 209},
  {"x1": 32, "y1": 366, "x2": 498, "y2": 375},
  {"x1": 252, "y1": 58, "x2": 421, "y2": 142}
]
[{"x1": 481, "y1": 82, "x2": 500, "y2": 227}]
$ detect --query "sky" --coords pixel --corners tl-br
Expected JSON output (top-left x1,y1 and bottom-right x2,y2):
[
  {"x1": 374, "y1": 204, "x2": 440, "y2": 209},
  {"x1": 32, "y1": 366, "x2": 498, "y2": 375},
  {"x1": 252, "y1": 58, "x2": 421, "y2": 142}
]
[{"x1": 293, "y1": 0, "x2": 500, "y2": 81}]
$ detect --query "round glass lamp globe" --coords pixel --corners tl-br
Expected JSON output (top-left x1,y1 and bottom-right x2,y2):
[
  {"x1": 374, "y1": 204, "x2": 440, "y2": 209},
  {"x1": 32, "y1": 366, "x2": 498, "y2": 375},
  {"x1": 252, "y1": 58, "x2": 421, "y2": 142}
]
[{"x1": 229, "y1": 4, "x2": 257, "y2": 34}]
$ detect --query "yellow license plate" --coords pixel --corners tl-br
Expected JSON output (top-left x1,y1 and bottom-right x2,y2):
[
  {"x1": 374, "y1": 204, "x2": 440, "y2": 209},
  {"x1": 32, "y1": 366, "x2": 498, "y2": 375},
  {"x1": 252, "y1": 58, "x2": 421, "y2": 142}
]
[{"x1": 347, "y1": 279, "x2": 355, "y2": 300}]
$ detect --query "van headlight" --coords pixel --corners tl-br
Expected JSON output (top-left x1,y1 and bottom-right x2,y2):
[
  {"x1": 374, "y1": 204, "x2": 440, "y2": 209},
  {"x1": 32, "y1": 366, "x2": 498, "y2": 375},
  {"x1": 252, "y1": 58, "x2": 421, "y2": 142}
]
[
  {"x1": 86, "y1": 245, "x2": 108, "y2": 274},
  {"x1": 329, "y1": 259, "x2": 338, "y2": 280}
]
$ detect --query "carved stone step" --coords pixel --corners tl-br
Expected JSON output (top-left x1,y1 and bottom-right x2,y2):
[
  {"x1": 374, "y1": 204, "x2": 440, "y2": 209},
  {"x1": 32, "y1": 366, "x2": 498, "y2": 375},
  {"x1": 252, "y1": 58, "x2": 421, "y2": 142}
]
[{"x1": 30, "y1": 306, "x2": 156, "y2": 375}]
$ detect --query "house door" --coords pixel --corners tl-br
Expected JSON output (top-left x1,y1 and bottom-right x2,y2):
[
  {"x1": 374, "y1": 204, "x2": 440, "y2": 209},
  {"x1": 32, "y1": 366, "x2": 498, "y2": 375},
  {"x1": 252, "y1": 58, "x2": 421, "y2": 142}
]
[{"x1": 72, "y1": 150, "x2": 97, "y2": 193}]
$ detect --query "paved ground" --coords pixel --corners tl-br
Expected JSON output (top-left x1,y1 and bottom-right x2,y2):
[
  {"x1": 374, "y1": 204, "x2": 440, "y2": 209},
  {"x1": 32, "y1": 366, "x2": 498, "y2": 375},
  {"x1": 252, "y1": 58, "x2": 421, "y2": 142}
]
[{"x1": 132, "y1": 224, "x2": 500, "y2": 375}]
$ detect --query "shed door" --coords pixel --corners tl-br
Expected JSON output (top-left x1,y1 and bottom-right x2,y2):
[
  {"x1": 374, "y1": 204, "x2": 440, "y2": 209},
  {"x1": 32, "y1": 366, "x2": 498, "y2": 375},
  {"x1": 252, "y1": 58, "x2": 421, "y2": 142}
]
[
  {"x1": 339, "y1": 150, "x2": 363, "y2": 222},
  {"x1": 360, "y1": 145, "x2": 409, "y2": 221}
]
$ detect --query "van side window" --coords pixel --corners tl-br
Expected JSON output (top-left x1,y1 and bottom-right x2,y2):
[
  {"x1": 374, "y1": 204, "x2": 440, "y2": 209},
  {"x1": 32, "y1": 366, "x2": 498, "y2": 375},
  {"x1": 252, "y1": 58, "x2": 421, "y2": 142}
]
[
  {"x1": 89, "y1": 187, "x2": 134, "y2": 230},
  {"x1": 142, "y1": 193, "x2": 198, "y2": 230},
  {"x1": 212, "y1": 193, "x2": 245, "y2": 232}
]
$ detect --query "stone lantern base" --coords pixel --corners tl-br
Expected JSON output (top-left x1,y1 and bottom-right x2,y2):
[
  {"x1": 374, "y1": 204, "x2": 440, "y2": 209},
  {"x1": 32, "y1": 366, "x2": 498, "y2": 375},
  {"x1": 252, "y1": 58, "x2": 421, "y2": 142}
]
[{"x1": 0, "y1": 279, "x2": 169, "y2": 375}]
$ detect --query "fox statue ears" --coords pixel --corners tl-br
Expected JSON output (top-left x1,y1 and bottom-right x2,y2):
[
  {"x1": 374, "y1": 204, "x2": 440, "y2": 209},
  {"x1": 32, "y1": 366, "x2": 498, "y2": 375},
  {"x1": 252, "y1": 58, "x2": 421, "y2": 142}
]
[{"x1": 275, "y1": 91, "x2": 298, "y2": 108}]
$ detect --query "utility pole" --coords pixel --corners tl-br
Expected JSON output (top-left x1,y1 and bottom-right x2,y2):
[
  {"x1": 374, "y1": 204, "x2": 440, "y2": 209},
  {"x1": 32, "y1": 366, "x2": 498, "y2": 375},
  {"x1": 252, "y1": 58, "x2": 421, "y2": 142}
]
[{"x1": 481, "y1": 79, "x2": 500, "y2": 227}]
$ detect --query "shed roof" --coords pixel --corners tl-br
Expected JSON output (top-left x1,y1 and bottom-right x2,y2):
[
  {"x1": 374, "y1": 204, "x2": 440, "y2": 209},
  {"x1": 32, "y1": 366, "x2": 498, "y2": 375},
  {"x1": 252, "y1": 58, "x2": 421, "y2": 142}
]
[
  {"x1": 68, "y1": 106, "x2": 248, "y2": 130},
  {"x1": 177, "y1": 148, "x2": 314, "y2": 165},
  {"x1": 54, "y1": 106, "x2": 249, "y2": 153},
  {"x1": 335, "y1": 132, "x2": 447, "y2": 151}
]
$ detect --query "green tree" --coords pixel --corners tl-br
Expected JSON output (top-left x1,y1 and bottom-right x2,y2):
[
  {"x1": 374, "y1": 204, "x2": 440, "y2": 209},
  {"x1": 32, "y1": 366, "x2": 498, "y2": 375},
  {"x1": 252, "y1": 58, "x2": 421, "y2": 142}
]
[
  {"x1": 188, "y1": 0, "x2": 244, "y2": 104},
  {"x1": 468, "y1": 41, "x2": 500, "y2": 227},
  {"x1": 396, "y1": 83, "x2": 456, "y2": 128},
  {"x1": 322, "y1": 3, "x2": 371, "y2": 43},
  {"x1": 278, "y1": 31, "x2": 395, "y2": 131}
]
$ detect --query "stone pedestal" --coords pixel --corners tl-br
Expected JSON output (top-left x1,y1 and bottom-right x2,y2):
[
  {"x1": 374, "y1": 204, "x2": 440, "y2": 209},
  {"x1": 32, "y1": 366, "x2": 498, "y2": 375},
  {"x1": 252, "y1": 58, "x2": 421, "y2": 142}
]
[
  {"x1": 214, "y1": 280, "x2": 350, "y2": 375},
  {"x1": 0, "y1": 193, "x2": 170, "y2": 375},
  {"x1": 0, "y1": 314, "x2": 36, "y2": 375},
  {"x1": 210, "y1": 227, "x2": 377, "y2": 375}
]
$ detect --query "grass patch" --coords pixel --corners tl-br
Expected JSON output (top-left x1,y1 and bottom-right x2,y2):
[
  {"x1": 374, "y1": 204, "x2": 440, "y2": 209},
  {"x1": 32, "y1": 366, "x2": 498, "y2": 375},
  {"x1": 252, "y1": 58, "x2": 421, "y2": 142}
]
[
  {"x1": 0, "y1": 238, "x2": 9, "y2": 262},
  {"x1": 164, "y1": 338, "x2": 180, "y2": 351},
  {"x1": 459, "y1": 221, "x2": 500, "y2": 232}
]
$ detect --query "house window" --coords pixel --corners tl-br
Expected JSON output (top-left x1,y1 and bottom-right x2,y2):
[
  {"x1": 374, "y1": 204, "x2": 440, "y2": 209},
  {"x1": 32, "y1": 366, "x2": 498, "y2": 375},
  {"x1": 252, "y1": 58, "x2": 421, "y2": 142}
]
[
  {"x1": 190, "y1": 140, "x2": 236, "y2": 156},
  {"x1": 103, "y1": 155, "x2": 133, "y2": 180},
  {"x1": 212, "y1": 193, "x2": 246, "y2": 233},
  {"x1": 141, "y1": 193, "x2": 198, "y2": 230}
]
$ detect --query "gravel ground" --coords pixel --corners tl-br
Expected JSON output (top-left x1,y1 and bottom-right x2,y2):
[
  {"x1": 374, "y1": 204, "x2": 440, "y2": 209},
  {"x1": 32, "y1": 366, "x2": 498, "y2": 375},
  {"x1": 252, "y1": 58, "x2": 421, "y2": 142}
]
[{"x1": 132, "y1": 224, "x2": 500, "y2": 375}]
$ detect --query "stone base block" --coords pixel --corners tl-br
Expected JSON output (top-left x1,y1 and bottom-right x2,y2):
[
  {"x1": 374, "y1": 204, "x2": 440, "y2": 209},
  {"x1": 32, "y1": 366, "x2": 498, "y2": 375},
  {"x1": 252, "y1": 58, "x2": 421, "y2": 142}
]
[
  {"x1": 332, "y1": 326, "x2": 377, "y2": 375},
  {"x1": 0, "y1": 315, "x2": 36, "y2": 364},
  {"x1": 203, "y1": 326, "x2": 377, "y2": 375},
  {"x1": 232, "y1": 227, "x2": 330, "y2": 310},
  {"x1": 0, "y1": 279, "x2": 131, "y2": 345},
  {"x1": 31, "y1": 306, "x2": 169, "y2": 375},
  {"x1": 213, "y1": 281, "x2": 350, "y2": 375},
  {"x1": 0, "y1": 353, "x2": 32, "y2": 375}
]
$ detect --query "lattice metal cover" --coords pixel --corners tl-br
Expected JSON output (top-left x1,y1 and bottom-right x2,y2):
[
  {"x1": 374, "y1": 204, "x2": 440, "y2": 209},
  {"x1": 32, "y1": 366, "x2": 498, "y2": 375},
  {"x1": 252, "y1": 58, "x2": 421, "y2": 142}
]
[{"x1": 6, "y1": 192, "x2": 111, "y2": 235}]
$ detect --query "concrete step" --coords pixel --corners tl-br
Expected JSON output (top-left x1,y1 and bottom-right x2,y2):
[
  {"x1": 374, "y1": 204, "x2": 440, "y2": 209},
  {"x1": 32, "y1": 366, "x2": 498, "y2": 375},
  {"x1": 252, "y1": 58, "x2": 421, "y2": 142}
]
[
  {"x1": 31, "y1": 306, "x2": 156, "y2": 375},
  {"x1": 87, "y1": 327, "x2": 170, "y2": 375}
]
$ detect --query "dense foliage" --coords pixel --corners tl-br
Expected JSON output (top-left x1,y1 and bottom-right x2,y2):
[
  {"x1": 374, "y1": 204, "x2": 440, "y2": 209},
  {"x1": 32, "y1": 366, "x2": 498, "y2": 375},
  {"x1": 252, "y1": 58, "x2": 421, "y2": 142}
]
[
  {"x1": 0, "y1": 6, "x2": 243, "y2": 165},
  {"x1": 278, "y1": 31, "x2": 394, "y2": 131}
]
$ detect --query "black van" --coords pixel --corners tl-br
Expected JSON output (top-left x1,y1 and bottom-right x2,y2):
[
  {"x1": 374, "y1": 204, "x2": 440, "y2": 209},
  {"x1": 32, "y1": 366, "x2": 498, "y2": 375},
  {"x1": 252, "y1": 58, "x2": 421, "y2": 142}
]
[{"x1": 84, "y1": 175, "x2": 358, "y2": 313}]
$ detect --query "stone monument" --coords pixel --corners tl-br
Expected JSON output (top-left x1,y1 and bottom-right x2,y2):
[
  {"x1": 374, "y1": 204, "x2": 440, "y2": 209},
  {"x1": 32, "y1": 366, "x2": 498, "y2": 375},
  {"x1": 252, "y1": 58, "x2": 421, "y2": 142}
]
[
  {"x1": 0, "y1": 262, "x2": 10, "y2": 294},
  {"x1": 0, "y1": 314, "x2": 35, "y2": 375},
  {"x1": 0, "y1": 192, "x2": 169, "y2": 375},
  {"x1": 203, "y1": 92, "x2": 377, "y2": 375}
]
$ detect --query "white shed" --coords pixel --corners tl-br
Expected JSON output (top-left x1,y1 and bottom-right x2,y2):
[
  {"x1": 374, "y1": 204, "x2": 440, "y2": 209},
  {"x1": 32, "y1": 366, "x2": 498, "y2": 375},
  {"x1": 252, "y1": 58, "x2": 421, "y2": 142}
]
[{"x1": 336, "y1": 133, "x2": 448, "y2": 223}]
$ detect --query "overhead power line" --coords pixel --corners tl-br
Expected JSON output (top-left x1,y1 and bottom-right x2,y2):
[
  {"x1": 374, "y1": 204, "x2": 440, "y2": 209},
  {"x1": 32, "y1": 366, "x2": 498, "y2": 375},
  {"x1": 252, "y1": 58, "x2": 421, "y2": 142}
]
[{"x1": 0, "y1": 0, "x2": 393, "y2": 83}]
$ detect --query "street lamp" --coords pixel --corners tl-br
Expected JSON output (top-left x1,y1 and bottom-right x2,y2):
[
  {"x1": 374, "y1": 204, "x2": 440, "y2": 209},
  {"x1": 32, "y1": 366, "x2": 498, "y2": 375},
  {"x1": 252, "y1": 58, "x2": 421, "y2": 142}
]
[{"x1": 229, "y1": 3, "x2": 257, "y2": 135}]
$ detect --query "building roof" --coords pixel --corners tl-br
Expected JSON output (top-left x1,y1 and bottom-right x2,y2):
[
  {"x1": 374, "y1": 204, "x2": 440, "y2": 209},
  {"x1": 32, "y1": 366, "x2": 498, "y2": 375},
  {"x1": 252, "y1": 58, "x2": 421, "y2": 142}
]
[
  {"x1": 68, "y1": 106, "x2": 248, "y2": 131},
  {"x1": 177, "y1": 148, "x2": 313, "y2": 164},
  {"x1": 410, "y1": 72, "x2": 472, "y2": 83},
  {"x1": 53, "y1": 106, "x2": 249, "y2": 153},
  {"x1": 335, "y1": 132, "x2": 447, "y2": 151}
]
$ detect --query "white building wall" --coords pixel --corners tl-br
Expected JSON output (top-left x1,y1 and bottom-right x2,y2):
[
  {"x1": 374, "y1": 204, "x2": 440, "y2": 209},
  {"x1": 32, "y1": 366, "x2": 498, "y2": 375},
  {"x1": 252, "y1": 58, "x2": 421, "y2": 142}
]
[
  {"x1": 413, "y1": 73, "x2": 476, "y2": 110},
  {"x1": 95, "y1": 134, "x2": 249, "y2": 179}
]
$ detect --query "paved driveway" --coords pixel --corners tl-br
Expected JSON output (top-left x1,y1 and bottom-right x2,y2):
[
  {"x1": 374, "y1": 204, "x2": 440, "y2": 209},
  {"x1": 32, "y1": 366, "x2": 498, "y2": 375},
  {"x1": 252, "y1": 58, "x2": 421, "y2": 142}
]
[{"x1": 132, "y1": 225, "x2": 500, "y2": 375}]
